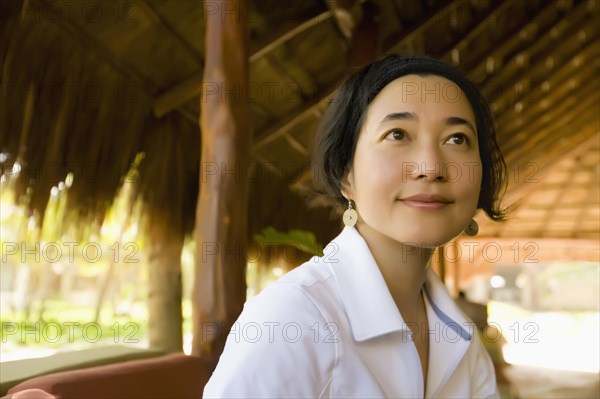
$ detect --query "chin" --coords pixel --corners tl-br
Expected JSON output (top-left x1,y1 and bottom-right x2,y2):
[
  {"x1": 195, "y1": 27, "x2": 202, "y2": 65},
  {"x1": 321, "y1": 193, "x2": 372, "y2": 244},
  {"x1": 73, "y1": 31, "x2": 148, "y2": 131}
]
[
  {"x1": 393, "y1": 230, "x2": 460, "y2": 249},
  {"x1": 363, "y1": 220, "x2": 465, "y2": 249}
]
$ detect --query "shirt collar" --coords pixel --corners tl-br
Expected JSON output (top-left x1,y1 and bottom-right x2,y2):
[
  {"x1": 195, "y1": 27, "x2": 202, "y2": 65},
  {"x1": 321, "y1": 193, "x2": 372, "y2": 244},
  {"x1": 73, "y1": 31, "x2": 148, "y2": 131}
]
[
  {"x1": 327, "y1": 226, "x2": 408, "y2": 342},
  {"x1": 327, "y1": 226, "x2": 471, "y2": 342},
  {"x1": 423, "y1": 268, "x2": 472, "y2": 341}
]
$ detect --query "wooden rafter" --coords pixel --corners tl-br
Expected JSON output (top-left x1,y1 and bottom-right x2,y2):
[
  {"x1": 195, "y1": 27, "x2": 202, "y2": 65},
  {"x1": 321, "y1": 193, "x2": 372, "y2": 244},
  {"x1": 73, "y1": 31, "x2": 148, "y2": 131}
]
[
  {"x1": 151, "y1": 10, "x2": 334, "y2": 118},
  {"x1": 438, "y1": 0, "x2": 517, "y2": 63},
  {"x1": 504, "y1": 76, "x2": 599, "y2": 164},
  {"x1": 498, "y1": 43, "x2": 599, "y2": 153},
  {"x1": 465, "y1": 1, "x2": 561, "y2": 76},
  {"x1": 286, "y1": 0, "x2": 521, "y2": 190},
  {"x1": 503, "y1": 119, "x2": 599, "y2": 207},
  {"x1": 492, "y1": 11, "x2": 598, "y2": 122},
  {"x1": 255, "y1": 0, "x2": 458, "y2": 153},
  {"x1": 495, "y1": 36, "x2": 599, "y2": 135},
  {"x1": 136, "y1": 0, "x2": 205, "y2": 65},
  {"x1": 325, "y1": 0, "x2": 362, "y2": 41},
  {"x1": 253, "y1": 80, "x2": 339, "y2": 150},
  {"x1": 482, "y1": 0, "x2": 596, "y2": 101}
]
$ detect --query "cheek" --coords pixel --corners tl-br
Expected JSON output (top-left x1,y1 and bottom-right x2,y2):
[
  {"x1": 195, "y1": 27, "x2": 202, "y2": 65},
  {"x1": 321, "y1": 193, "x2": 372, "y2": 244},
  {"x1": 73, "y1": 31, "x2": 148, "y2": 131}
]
[
  {"x1": 355, "y1": 152, "x2": 402, "y2": 196},
  {"x1": 464, "y1": 164, "x2": 483, "y2": 203}
]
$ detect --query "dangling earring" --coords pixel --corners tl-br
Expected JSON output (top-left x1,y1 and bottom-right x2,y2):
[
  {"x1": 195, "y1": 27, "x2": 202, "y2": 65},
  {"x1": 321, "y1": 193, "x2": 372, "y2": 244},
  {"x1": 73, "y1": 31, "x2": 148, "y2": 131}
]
[
  {"x1": 464, "y1": 219, "x2": 479, "y2": 236},
  {"x1": 343, "y1": 199, "x2": 358, "y2": 227}
]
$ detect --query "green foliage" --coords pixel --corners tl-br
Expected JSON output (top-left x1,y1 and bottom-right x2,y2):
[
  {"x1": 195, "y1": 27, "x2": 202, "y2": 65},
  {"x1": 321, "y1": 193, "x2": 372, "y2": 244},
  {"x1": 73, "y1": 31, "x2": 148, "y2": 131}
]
[{"x1": 253, "y1": 227, "x2": 323, "y2": 256}]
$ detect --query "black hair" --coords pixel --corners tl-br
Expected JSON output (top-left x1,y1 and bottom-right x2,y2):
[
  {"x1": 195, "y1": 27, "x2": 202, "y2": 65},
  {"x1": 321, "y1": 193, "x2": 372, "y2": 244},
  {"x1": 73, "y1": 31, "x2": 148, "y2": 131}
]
[{"x1": 312, "y1": 54, "x2": 508, "y2": 221}]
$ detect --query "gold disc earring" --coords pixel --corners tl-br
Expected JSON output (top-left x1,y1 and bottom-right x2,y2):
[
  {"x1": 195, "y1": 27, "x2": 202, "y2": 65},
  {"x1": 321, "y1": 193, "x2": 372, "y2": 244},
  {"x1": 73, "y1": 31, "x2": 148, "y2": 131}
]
[
  {"x1": 343, "y1": 199, "x2": 358, "y2": 227},
  {"x1": 464, "y1": 219, "x2": 479, "y2": 236}
]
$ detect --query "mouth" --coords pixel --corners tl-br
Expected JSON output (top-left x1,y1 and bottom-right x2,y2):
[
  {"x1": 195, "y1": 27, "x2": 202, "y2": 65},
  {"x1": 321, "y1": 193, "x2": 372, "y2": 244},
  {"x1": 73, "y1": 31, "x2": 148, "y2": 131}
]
[
  {"x1": 397, "y1": 194, "x2": 453, "y2": 210},
  {"x1": 399, "y1": 200, "x2": 451, "y2": 210}
]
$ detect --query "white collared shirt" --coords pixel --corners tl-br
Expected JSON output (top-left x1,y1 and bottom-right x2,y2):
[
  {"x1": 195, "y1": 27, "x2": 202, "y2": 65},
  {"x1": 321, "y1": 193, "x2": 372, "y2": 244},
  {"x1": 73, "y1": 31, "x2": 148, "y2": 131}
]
[{"x1": 203, "y1": 226, "x2": 499, "y2": 398}]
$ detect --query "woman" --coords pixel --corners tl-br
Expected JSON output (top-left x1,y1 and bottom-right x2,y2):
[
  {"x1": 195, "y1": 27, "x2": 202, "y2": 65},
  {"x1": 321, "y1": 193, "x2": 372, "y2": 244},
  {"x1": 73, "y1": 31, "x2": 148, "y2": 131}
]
[{"x1": 203, "y1": 54, "x2": 506, "y2": 398}]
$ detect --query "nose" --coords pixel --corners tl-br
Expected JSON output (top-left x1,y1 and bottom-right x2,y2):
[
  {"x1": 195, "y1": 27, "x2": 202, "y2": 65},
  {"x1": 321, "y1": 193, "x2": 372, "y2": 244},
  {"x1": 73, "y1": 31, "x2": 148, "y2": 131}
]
[
  {"x1": 407, "y1": 144, "x2": 447, "y2": 182},
  {"x1": 419, "y1": 170, "x2": 445, "y2": 182}
]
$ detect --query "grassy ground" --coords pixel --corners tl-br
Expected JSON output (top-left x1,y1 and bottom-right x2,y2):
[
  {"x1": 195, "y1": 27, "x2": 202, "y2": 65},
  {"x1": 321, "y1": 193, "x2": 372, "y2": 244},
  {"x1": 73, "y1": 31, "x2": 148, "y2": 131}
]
[{"x1": 0, "y1": 292, "x2": 197, "y2": 361}]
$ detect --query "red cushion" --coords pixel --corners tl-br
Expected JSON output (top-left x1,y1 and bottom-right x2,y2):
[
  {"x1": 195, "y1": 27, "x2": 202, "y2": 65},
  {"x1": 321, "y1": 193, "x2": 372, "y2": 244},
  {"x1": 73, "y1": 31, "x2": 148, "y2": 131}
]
[{"x1": 7, "y1": 354, "x2": 216, "y2": 399}]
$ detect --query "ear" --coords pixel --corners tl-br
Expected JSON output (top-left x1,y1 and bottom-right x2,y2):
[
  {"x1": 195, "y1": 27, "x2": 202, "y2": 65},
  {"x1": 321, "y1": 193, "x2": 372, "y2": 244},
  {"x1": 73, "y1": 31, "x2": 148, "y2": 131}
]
[{"x1": 340, "y1": 166, "x2": 354, "y2": 200}]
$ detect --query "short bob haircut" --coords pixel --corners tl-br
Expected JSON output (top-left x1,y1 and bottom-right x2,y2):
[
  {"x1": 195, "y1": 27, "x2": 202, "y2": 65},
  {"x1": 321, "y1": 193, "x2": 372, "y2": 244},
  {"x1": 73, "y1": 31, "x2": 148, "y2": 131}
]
[{"x1": 312, "y1": 54, "x2": 508, "y2": 222}]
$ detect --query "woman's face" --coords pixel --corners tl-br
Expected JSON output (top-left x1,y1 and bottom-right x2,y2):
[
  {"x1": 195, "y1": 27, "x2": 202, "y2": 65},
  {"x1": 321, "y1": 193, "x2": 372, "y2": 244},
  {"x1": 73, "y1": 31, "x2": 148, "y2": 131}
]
[{"x1": 341, "y1": 74, "x2": 482, "y2": 247}]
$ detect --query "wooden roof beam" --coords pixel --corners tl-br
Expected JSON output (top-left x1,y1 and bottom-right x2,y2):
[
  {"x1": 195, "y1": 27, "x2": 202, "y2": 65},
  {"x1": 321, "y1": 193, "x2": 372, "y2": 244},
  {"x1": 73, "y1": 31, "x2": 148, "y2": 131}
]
[
  {"x1": 261, "y1": 52, "x2": 317, "y2": 103},
  {"x1": 514, "y1": 107, "x2": 599, "y2": 170},
  {"x1": 496, "y1": 39, "x2": 599, "y2": 148},
  {"x1": 324, "y1": 0, "x2": 363, "y2": 41},
  {"x1": 152, "y1": 10, "x2": 334, "y2": 118},
  {"x1": 276, "y1": 0, "x2": 515, "y2": 167},
  {"x1": 143, "y1": 0, "x2": 275, "y2": 121},
  {"x1": 543, "y1": 137, "x2": 595, "y2": 231},
  {"x1": 438, "y1": 0, "x2": 517, "y2": 65},
  {"x1": 137, "y1": 0, "x2": 205, "y2": 65},
  {"x1": 272, "y1": 0, "x2": 548, "y2": 191},
  {"x1": 492, "y1": 125, "x2": 598, "y2": 238},
  {"x1": 288, "y1": 2, "x2": 465, "y2": 195},
  {"x1": 505, "y1": 87, "x2": 599, "y2": 165},
  {"x1": 255, "y1": 0, "x2": 458, "y2": 152},
  {"x1": 385, "y1": 0, "x2": 458, "y2": 55},
  {"x1": 504, "y1": 109, "x2": 599, "y2": 201},
  {"x1": 501, "y1": 60, "x2": 599, "y2": 156},
  {"x1": 465, "y1": 1, "x2": 562, "y2": 75},
  {"x1": 253, "y1": 80, "x2": 339, "y2": 151},
  {"x1": 283, "y1": 133, "x2": 309, "y2": 156},
  {"x1": 290, "y1": 5, "x2": 586, "y2": 203},
  {"x1": 492, "y1": 16, "x2": 599, "y2": 120},
  {"x1": 482, "y1": 0, "x2": 597, "y2": 101},
  {"x1": 251, "y1": 153, "x2": 284, "y2": 179}
]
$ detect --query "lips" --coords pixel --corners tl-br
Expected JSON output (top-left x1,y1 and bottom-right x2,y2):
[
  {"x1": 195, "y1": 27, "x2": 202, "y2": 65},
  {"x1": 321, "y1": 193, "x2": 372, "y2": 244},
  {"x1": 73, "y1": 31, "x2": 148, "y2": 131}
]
[
  {"x1": 399, "y1": 193, "x2": 452, "y2": 203},
  {"x1": 398, "y1": 193, "x2": 453, "y2": 210}
]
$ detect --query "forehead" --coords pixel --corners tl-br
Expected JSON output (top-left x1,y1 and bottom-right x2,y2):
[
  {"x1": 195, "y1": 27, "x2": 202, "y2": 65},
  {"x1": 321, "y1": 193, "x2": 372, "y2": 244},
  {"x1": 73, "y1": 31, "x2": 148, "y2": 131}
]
[{"x1": 365, "y1": 74, "x2": 476, "y2": 124}]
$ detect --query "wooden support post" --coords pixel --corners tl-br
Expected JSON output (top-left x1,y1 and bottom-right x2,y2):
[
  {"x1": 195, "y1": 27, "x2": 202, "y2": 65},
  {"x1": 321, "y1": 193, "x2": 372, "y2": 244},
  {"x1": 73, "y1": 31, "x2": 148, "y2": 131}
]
[
  {"x1": 148, "y1": 221, "x2": 184, "y2": 352},
  {"x1": 191, "y1": 0, "x2": 251, "y2": 359}
]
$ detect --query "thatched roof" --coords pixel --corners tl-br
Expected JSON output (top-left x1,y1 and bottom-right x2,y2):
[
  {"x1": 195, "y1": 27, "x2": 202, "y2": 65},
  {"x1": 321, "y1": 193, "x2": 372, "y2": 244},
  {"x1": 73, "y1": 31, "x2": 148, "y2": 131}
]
[{"x1": 1, "y1": 0, "x2": 599, "y2": 244}]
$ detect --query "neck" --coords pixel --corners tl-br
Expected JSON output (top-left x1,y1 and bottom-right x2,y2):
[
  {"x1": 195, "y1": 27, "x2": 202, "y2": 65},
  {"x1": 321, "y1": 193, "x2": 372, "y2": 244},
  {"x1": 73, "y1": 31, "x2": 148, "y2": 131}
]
[{"x1": 354, "y1": 222, "x2": 435, "y2": 315}]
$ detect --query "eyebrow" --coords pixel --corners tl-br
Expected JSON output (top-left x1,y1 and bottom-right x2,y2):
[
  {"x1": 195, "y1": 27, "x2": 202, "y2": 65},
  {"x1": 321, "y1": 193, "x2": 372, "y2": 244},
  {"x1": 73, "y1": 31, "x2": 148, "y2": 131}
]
[{"x1": 380, "y1": 112, "x2": 477, "y2": 134}]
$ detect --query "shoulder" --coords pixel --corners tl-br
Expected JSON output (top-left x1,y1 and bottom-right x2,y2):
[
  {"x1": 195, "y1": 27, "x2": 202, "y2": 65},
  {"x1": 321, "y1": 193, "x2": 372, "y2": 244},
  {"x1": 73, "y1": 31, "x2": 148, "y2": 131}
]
[
  {"x1": 203, "y1": 259, "x2": 338, "y2": 398},
  {"x1": 466, "y1": 329, "x2": 500, "y2": 398},
  {"x1": 275, "y1": 255, "x2": 336, "y2": 288},
  {"x1": 240, "y1": 258, "x2": 337, "y2": 328}
]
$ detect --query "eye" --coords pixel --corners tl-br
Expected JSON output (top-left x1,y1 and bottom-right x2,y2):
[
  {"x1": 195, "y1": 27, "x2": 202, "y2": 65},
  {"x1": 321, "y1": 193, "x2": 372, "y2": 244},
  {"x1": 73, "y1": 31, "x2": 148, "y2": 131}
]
[
  {"x1": 446, "y1": 133, "x2": 470, "y2": 145},
  {"x1": 385, "y1": 129, "x2": 407, "y2": 141}
]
